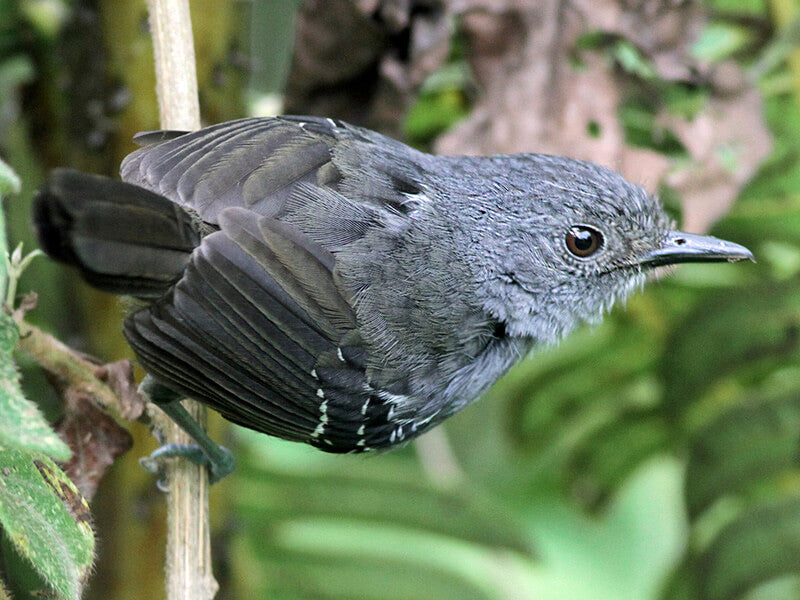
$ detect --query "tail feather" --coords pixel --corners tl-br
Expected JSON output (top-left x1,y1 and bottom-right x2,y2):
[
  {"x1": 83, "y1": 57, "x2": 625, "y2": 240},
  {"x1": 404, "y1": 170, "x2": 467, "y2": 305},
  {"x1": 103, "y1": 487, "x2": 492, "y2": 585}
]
[{"x1": 33, "y1": 169, "x2": 202, "y2": 299}]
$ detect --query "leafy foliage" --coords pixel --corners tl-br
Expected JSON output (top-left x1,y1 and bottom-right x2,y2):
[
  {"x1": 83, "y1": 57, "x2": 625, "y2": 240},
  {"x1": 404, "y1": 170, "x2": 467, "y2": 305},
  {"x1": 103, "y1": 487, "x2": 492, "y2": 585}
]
[
  {"x1": 0, "y1": 450, "x2": 94, "y2": 600},
  {"x1": 232, "y1": 435, "x2": 685, "y2": 600},
  {"x1": 0, "y1": 306, "x2": 70, "y2": 459},
  {"x1": 0, "y1": 160, "x2": 93, "y2": 599},
  {"x1": 0, "y1": 160, "x2": 68, "y2": 458},
  {"x1": 0, "y1": 159, "x2": 69, "y2": 460}
]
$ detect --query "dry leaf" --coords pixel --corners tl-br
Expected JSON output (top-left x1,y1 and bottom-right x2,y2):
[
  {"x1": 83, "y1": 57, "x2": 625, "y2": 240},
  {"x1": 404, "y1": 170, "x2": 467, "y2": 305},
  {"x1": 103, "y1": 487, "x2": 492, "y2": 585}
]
[
  {"x1": 437, "y1": 0, "x2": 771, "y2": 232},
  {"x1": 57, "y1": 391, "x2": 133, "y2": 501}
]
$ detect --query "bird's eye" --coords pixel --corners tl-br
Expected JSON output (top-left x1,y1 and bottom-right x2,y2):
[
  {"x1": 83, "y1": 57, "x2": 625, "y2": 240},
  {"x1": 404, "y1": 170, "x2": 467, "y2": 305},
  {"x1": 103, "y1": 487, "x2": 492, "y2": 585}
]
[{"x1": 565, "y1": 226, "x2": 603, "y2": 258}]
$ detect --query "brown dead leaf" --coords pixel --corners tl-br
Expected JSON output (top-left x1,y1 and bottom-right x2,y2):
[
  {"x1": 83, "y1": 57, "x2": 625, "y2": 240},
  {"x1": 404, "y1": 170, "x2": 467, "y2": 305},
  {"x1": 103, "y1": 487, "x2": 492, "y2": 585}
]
[
  {"x1": 57, "y1": 390, "x2": 133, "y2": 501},
  {"x1": 664, "y1": 69, "x2": 771, "y2": 232},
  {"x1": 21, "y1": 320, "x2": 143, "y2": 500},
  {"x1": 437, "y1": 0, "x2": 771, "y2": 232}
]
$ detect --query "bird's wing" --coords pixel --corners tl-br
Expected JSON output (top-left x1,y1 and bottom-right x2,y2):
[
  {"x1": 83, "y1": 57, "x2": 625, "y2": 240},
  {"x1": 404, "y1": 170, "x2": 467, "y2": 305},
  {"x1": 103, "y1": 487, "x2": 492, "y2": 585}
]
[
  {"x1": 120, "y1": 116, "x2": 433, "y2": 227},
  {"x1": 123, "y1": 206, "x2": 401, "y2": 452}
]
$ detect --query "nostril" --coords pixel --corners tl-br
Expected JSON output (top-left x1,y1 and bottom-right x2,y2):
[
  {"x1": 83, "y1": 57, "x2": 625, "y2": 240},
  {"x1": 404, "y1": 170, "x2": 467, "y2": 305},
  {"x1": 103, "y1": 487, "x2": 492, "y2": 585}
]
[{"x1": 674, "y1": 238, "x2": 686, "y2": 245}]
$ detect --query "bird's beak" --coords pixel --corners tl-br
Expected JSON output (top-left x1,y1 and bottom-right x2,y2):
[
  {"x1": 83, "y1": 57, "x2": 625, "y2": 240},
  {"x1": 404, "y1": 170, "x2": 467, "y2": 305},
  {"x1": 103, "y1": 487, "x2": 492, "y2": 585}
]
[{"x1": 641, "y1": 231, "x2": 754, "y2": 267}]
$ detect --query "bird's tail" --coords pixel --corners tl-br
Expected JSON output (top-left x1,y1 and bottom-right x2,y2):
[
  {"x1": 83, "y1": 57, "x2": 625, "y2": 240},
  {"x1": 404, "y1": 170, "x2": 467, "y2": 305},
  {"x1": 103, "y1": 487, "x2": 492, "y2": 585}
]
[{"x1": 33, "y1": 169, "x2": 202, "y2": 299}]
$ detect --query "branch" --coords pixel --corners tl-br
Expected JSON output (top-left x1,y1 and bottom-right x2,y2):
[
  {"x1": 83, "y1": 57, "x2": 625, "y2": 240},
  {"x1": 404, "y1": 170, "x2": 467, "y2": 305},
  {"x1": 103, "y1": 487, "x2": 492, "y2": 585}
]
[
  {"x1": 144, "y1": 1, "x2": 217, "y2": 598},
  {"x1": 14, "y1": 318, "x2": 132, "y2": 418}
]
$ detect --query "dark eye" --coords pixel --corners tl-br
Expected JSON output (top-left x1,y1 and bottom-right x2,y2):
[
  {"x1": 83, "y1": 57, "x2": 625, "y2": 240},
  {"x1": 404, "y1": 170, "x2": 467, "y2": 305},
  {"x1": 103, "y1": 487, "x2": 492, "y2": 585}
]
[{"x1": 565, "y1": 226, "x2": 603, "y2": 258}]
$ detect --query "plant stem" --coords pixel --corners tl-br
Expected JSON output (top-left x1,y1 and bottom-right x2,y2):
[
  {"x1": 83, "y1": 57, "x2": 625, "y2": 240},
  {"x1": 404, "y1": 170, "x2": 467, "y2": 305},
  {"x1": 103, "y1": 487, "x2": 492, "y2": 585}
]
[
  {"x1": 14, "y1": 320, "x2": 125, "y2": 414},
  {"x1": 771, "y1": 0, "x2": 800, "y2": 105},
  {"x1": 144, "y1": 0, "x2": 217, "y2": 598}
]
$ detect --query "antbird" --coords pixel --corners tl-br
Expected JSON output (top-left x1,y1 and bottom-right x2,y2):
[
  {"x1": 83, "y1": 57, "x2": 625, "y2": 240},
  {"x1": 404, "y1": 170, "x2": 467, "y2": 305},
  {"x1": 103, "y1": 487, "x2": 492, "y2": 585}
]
[{"x1": 34, "y1": 116, "x2": 753, "y2": 480}]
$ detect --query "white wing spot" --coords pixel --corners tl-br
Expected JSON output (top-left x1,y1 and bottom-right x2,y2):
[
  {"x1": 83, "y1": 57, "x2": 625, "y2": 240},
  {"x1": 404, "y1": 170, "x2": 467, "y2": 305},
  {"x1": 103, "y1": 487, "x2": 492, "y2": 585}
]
[
  {"x1": 404, "y1": 191, "x2": 431, "y2": 206},
  {"x1": 311, "y1": 397, "x2": 330, "y2": 441},
  {"x1": 310, "y1": 423, "x2": 324, "y2": 439},
  {"x1": 357, "y1": 424, "x2": 365, "y2": 436},
  {"x1": 361, "y1": 397, "x2": 370, "y2": 415},
  {"x1": 337, "y1": 347, "x2": 345, "y2": 362},
  {"x1": 311, "y1": 369, "x2": 318, "y2": 379},
  {"x1": 316, "y1": 388, "x2": 325, "y2": 398},
  {"x1": 411, "y1": 413, "x2": 436, "y2": 432}
]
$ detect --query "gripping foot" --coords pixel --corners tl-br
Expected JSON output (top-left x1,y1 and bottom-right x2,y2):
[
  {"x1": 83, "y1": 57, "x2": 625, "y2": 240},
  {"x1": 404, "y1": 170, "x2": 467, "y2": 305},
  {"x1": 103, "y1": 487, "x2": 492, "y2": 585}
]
[
  {"x1": 139, "y1": 375, "x2": 236, "y2": 484},
  {"x1": 140, "y1": 442, "x2": 235, "y2": 487}
]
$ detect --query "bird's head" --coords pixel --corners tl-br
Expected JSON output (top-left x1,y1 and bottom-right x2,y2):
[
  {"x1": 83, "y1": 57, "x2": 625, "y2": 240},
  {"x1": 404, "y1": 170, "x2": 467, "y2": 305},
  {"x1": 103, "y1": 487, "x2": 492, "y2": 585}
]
[{"x1": 461, "y1": 154, "x2": 753, "y2": 343}]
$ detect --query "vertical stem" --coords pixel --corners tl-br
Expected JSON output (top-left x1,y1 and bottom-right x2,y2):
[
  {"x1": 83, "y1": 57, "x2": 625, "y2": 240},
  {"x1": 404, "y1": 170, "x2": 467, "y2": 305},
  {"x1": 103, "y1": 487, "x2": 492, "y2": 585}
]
[
  {"x1": 144, "y1": 1, "x2": 217, "y2": 599},
  {"x1": 771, "y1": 0, "x2": 800, "y2": 105},
  {"x1": 148, "y1": 0, "x2": 201, "y2": 131},
  {"x1": 0, "y1": 158, "x2": 21, "y2": 304}
]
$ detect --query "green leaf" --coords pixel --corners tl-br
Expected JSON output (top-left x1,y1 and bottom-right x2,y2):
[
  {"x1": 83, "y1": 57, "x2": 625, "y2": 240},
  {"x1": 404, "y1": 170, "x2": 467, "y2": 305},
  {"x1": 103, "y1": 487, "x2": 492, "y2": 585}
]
[
  {"x1": 0, "y1": 158, "x2": 21, "y2": 198},
  {"x1": 405, "y1": 89, "x2": 470, "y2": 146},
  {"x1": 0, "y1": 158, "x2": 70, "y2": 460},
  {"x1": 713, "y1": 196, "x2": 800, "y2": 254},
  {"x1": 758, "y1": 240, "x2": 800, "y2": 281},
  {"x1": 612, "y1": 40, "x2": 656, "y2": 79},
  {"x1": 509, "y1": 315, "x2": 663, "y2": 469},
  {"x1": 0, "y1": 311, "x2": 70, "y2": 460},
  {"x1": 523, "y1": 456, "x2": 687, "y2": 600},
  {"x1": 236, "y1": 432, "x2": 688, "y2": 600},
  {"x1": 685, "y1": 394, "x2": 800, "y2": 517},
  {"x1": 236, "y1": 433, "x2": 532, "y2": 554},
  {"x1": 701, "y1": 498, "x2": 800, "y2": 600},
  {"x1": 619, "y1": 95, "x2": 689, "y2": 157},
  {"x1": 254, "y1": 520, "x2": 540, "y2": 600},
  {"x1": 701, "y1": 0, "x2": 765, "y2": 14},
  {"x1": 692, "y1": 23, "x2": 755, "y2": 62},
  {"x1": 0, "y1": 448, "x2": 94, "y2": 600},
  {"x1": 660, "y1": 283, "x2": 800, "y2": 424},
  {"x1": 569, "y1": 412, "x2": 669, "y2": 505},
  {"x1": 753, "y1": 11, "x2": 800, "y2": 79},
  {"x1": 234, "y1": 432, "x2": 542, "y2": 600}
]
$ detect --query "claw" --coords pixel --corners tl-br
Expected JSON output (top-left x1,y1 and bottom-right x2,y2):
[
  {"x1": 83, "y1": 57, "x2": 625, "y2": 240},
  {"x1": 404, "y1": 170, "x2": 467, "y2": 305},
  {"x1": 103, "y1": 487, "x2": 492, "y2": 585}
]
[
  {"x1": 139, "y1": 442, "x2": 236, "y2": 487},
  {"x1": 139, "y1": 376, "x2": 237, "y2": 484}
]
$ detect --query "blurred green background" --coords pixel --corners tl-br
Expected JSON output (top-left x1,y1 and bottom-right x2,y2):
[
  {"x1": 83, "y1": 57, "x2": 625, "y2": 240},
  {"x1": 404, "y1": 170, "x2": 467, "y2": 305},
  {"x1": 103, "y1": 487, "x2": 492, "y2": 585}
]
[{"x1": 2, "y1": 0, "x2": 800, "y2": 599}]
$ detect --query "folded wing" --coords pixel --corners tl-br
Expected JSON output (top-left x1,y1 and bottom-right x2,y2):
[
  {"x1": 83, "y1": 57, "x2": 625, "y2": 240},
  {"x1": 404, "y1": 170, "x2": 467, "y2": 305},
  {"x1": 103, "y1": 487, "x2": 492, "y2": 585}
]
[{"x1": 124, "y1": 206, "x2": 401, "y2": 451}]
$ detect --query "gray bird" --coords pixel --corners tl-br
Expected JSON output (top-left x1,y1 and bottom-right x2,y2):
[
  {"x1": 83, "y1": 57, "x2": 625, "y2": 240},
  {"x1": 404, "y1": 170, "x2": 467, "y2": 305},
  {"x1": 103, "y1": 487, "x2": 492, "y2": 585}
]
[{"x1": 34, "y1": 116, "x2": 752, "y2": 477}]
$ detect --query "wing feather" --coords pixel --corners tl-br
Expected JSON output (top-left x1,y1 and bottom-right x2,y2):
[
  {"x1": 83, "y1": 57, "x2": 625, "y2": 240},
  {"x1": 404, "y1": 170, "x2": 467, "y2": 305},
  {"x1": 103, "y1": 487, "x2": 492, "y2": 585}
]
[
  {"x1": 129, "y1": 307, "x2": 309, "y2": 438},
  {"x1": 124, "y1": 207, "x2": 404, "y2": 447},
  {"x1": 117, "y1": 117, "x2": 443, "y2": 450}
]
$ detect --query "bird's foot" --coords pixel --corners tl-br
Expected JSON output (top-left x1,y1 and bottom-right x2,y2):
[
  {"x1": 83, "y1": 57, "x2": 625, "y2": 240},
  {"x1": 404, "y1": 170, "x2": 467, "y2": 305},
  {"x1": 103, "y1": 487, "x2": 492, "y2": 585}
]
[{"x1": 140, "y1": 442, "x2": 235, "y2": 488}]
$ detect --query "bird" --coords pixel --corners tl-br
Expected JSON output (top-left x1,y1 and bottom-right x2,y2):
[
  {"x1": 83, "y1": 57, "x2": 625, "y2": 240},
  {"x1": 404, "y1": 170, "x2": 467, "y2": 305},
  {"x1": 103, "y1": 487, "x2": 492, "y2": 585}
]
[{"x1": 33, "y1": 115, "x2": 753, "y2": 478}]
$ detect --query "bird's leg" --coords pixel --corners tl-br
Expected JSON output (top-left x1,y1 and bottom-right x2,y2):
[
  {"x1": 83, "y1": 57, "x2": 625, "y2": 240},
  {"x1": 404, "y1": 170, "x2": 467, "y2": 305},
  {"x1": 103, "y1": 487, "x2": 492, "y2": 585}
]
[{"x1": 139, "y1": 375, "x2": 235, "y2": 484}]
